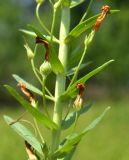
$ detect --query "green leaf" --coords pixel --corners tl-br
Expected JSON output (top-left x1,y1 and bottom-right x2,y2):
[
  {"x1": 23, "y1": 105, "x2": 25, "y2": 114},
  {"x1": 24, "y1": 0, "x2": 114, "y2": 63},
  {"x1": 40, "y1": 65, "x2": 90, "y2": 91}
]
[
  {"x1": 12, "y1": 74, "x2": 43, "y2": 96},
  {"x1": 4, "y1": 115, "x2": 43, "y2": 155},
  {"x1": 19, "y1": 29, "x2": 37, "y2": 37},
  {"x1": 62, "y1": 103, "x2": 92, "y2": 130},
  {"x1": 28, "y1": 24, "x2": 46, "y2": 40},
  {"x1": 65, "y1": 10, "x2": 120, "y2": 43},
  {"x1": 49, "y1": 48, "x2": 65, "y2": 75},
  {"x1": 20, "y1": 29, "x2": 58, "y2": 44},
  {"x1": 66, "y1": 62, "x2": 91, "y2": 76},
  {"x1": 53, "y1": 134, "x2": 82, "y2": 159},
  {"x1": 53, "y1": 107, "x2": 110, "y2": 158},
  {"x1": 4, "y1": 85, "x2": 57, "y2": 130},
  {"x1": 82, "y1": 107, "x2": 111, "y2": 134},
  {"x1": 61, "y1": 60, "x2": 114, "y2": 100},
  {"x1": 70, "y1": 0, "x2": 85, "y2": 8}
]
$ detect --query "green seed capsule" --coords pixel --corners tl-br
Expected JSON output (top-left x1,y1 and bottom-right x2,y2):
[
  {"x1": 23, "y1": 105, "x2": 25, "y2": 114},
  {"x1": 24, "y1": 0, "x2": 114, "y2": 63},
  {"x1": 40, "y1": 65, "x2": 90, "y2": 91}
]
[{"x1": 40, "y1": 61, "x2": 52, "y2": 78}]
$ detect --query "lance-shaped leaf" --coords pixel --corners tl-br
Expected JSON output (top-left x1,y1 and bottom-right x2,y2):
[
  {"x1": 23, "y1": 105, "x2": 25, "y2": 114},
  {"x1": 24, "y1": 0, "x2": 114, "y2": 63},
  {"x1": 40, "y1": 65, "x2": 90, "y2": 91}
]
[
  {"x1": 65, "y1": 10, "x2": 119, "y2": 43},
  {"x1": 53, "y1": 107, "x2": 110, "y2": 159},
  {"x1": 12, "y1": 74, "x2": 42, "y2": 96},
  {"x1": 66, "y1": 62, "x2": 91, "y2": 76},
  {"x1": 13, "y1": 74, "x2": 54, "y2": 101},
  {"x1": 4, "y1": 115, "x2": 43, "y2": 155},
  {"x1": 20, "y1": 28, "x2": 59, "y2": 44},
  {"x1": 20, "y1": 29, "x2": 37, "y2": 37},
  {"x1": 61, "y1": 60, "x2": 114, "y2": 100},
  {"x1": 62, "y1": 103, "x2": 92, "y2": 130},
  {"x1": 70, "y1": 0, "x2": 85, "y2": 8},
  {"x1": 28, "y1": 25, "x2": 46, "y2": 40},
  {"x1": 49, "y1": 48, "x2": 65, "y2": 75},
  {"x1": 4, "y1": 85, "x2": 57, "y2": 130}
]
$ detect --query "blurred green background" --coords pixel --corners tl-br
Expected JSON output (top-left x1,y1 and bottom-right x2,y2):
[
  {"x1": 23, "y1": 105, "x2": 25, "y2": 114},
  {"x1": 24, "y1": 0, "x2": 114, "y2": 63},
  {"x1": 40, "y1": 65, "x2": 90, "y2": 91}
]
[{"x1": 0, "y1": 0, "x2": 129, "y2": 159}]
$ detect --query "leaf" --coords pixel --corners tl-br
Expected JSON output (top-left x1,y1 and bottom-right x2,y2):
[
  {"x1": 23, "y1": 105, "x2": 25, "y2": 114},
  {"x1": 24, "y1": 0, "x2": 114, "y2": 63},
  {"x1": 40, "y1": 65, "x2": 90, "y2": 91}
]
[
  {"x1": 49, "y1": 48, "x2": 65, "y2": 75},
  {"x1": 4, "y1": 115, "x2": 43, "y2": 155},
  {"x1": 28, "y1": 24, "x2": 46, "y2": 40},
  {"x1": 63, "y1": 147, "x2": 77, "y2": 160},
  {"x1": 66, "y1": 62, "x2": 91, "y2": 76},
  {"x1": 53, "y1": 134, "x2": 82, "y2": 159},
  {"x1": 62, "y1": 103, "x2": 92, "y2": 130},
  {"x1": 19, "y1": 29, "x2": 37, "y2": 37},
  {"x1": 4, "y1": 85, "x2": 57, "y2": 130},
  {"x1": 53, "y1": 107, "x2": 110, "y2": 158},
  {"x1": 19, "y1": 29, "x2": 58, "y2": 43},
  {"x1": 82, "y1": 106, "x2": 111, "y2": 134},
  {"x1": 65, "y1": 10, "x2": 120, "y2": 43},
  {"x1": 12, "y1": 74, "x2": 43, "y2": 96},
  {"x1": 70, "y1": 0, "x2": 85, "y2": 8},
  {"x1": 61, "y1": 60, "x2": 114, "y2": 100}
]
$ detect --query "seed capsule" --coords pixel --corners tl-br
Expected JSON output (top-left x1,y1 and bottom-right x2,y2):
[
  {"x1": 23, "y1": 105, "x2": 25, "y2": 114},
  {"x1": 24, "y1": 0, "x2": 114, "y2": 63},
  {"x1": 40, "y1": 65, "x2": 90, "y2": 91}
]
[{"x1": 40, "y1": 61, "x2": 52, "y2": 78}]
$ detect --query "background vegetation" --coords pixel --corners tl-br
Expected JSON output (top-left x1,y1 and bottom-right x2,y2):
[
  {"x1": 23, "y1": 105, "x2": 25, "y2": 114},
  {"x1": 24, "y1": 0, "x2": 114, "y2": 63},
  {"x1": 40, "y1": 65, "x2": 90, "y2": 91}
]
[{"x1": 0, "y1": 0, "x2": 129, "y2": 159}]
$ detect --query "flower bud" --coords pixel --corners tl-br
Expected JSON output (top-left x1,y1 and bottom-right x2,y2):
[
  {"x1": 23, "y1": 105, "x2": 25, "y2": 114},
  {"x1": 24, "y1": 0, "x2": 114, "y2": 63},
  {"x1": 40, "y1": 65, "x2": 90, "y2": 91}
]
[
  {"x1": 36, "y1": 0, "x2": 44, "y2": 4},
  {"x1": 40, "y1": 61, "x2": 52, "y2": 78},
  {"x1": 24, "y1": 43, "x2": 34, "y2": 60},
  {"x1": 84, "y1": 30, "x2": 95, "y2": 46}
]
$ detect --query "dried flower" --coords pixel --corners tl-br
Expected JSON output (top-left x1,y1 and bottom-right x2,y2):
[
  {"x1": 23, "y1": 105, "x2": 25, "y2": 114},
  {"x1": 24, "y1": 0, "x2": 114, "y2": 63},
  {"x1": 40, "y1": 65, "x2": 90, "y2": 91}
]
[
  {"x1": 36, "y1": 37, "x2": 49, "y2": 61},
  {"x1": 17, "y1": 83, "x2": 35, "y2": 103},
  {"x1": 94, "y1": 5, "x2": 110, "y2": 30},
  {"x1": 25, "y1": 141, "x2": 38, "y2": 160},
  {"x1": 74, "y1": 95, "x2": 83, "y2": 111},
  {"x1": 73, "y1": 83, "x2": 85, "y2": 110}
]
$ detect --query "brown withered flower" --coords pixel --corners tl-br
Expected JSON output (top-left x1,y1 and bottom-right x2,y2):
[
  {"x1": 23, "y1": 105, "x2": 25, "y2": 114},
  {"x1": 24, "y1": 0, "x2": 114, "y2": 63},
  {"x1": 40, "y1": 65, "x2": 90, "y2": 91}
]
[
  {"x1": 17, "y1": 82, "x2": 35, "y2": 103},
  {"x1": 36, "y1": 37, "x2": 49, "y2": 61},
  {"x1": 94, "y1": 5, "x2": 110, "y2": 30},
  {"x1": 25, "y1": 141, "x2": 38, "y2": 160},
  {"x1": 73, "y1": 83, "x2": 85, "y2": 110}
]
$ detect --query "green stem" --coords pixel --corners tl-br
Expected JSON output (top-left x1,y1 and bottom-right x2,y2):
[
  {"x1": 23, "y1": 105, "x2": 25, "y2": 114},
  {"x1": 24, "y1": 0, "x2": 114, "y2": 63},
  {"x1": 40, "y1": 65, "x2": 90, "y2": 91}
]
[
  {"x1": 36, "y1": 3, "x2": 59, "y2": 43},
  {"x1": 31, "y1": 59, "x2": 42, "y2": 84},
  {"x1": 51, "y1": 6, "x2": 70, "y2": 153},
  {"x1": 34, "y1": 118, "x2": 45, "y2": 143},
  {"x1": 50, "y1": 8, "x2": 57, "y2": 43},
  {"x1": 42, "y1": 78, "x2": 50, "y2": 117},
  {"x1": 31, "y1": 58, "x2": 54, "y2": 101},
  {"x1": 72, "y1": 111, "x2": 78, "y2": 132},
  {"x1": 36, "y1": 4, "x2": 51, "y2": 35},
  {"x1": 68, "y1": 44, "x2": 87, "y2": 88},
  {"x1": 79, "y1": 0, "x2": 94, "y2": 24},
  {"x1": 68, "y1": 30, "x2": 95, "y2": 88}
]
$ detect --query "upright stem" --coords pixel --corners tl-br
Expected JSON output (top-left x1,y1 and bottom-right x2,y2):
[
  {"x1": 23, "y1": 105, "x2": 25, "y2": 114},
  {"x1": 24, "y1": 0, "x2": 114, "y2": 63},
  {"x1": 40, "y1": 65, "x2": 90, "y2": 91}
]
[{"x1": 51, "y1": 6, "x2": 70, "y2": 153}]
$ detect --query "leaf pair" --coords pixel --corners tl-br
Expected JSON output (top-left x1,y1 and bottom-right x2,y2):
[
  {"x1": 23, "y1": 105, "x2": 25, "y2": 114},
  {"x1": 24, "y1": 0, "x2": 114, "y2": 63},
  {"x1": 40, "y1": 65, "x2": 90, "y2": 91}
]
[{"x1": 53, "y1": 107, "x2": 110, "y2": 159}]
